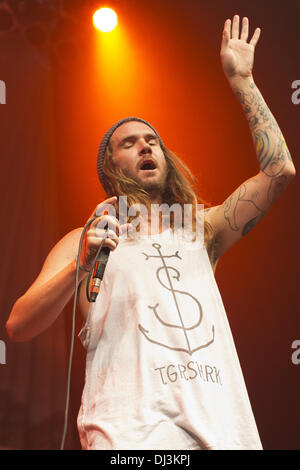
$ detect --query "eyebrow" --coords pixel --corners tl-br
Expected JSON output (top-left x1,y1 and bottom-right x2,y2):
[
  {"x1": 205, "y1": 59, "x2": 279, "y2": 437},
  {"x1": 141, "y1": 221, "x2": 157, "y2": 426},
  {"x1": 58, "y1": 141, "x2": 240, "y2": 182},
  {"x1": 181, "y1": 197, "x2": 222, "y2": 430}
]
[{"x1": 117, "y1": 133, "x2": 158, "y2": 148}]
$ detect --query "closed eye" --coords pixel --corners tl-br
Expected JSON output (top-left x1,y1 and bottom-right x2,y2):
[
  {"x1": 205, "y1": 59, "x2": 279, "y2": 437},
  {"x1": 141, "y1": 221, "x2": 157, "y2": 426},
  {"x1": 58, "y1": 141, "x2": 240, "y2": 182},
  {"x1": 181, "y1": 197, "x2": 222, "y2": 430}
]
[
  {"x1": 146, "y1": 135, "x2": 159, "y2": 146},
  {"x1": 123, "y1": 140, "x2": 135, "y2": 148},
  {"x1": 120, "y1": 134, "x2": 158, "y2": 148}
]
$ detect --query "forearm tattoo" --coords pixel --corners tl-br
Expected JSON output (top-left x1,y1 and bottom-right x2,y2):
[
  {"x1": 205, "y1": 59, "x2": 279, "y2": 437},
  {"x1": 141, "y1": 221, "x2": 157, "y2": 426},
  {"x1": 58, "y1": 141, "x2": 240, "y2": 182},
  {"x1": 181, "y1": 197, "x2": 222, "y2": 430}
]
[
  {"x1": 234, "y1": 81, "x2": 293, "y2": 174},
  {"x1": 222, "y1": 81, "x2": 294, "y2": 236}
]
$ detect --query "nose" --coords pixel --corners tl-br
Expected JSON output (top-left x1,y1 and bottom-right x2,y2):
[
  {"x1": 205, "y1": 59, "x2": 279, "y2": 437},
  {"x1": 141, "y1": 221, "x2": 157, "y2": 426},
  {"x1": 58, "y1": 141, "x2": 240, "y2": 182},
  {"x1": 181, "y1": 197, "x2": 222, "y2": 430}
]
[{"x1": 138, "y1": 139, "x2": 152, "y2": 155}]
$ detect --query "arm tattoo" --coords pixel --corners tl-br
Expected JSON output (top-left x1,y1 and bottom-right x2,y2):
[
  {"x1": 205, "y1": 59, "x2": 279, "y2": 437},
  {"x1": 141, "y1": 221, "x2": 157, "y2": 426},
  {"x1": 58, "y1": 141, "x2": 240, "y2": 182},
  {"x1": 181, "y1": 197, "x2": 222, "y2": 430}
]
[
  {"x1": 220, "y1": 81, "x2": 295, "y2": 237},
  {"x1": 242, "y1": 212, "x2": 266, "y2": 237},
  {"x1": 232, "y1": 81, "x2": 293, "y2": 177},
  {"x1": 223, "y1": 183, "x2": 266, "y2": 236},
  {"x1": 223, "y1": 173, "x2": 288, "y2": 237}
]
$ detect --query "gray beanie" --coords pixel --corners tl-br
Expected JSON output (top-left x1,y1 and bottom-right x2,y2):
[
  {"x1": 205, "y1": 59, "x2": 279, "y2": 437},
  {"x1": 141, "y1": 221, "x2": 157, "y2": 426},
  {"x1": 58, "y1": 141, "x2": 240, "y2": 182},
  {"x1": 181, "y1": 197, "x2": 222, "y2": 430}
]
[{"x1": 97, "y1": 117, "x2": 165, "y2": 191}]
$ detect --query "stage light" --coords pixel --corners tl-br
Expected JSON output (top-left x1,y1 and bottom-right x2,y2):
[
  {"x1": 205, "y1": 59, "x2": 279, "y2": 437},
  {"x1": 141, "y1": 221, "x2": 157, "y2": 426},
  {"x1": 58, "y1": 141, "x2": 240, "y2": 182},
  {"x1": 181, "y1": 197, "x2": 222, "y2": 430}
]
[{"x1": 93, "y1": 7, "x2": 117, "y2": 33}]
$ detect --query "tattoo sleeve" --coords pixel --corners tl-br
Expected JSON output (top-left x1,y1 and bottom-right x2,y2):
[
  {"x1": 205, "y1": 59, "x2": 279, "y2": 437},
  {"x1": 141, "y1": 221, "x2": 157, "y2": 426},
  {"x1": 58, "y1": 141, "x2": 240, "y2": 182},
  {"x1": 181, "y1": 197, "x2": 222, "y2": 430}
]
[
  {"x1": 232, "y1": 79, "x2": 294, "y2": 176},
  {"x1": 219, "y1": 77, "x2": 296, "y2": 238}
]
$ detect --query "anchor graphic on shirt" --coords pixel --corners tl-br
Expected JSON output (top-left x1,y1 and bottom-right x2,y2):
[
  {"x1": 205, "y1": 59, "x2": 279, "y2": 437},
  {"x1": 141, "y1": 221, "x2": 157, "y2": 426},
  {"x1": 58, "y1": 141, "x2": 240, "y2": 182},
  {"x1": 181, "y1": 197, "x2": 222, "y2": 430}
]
[{"x1": 138, "y1": 243, "x2": 215, "y2": 356}]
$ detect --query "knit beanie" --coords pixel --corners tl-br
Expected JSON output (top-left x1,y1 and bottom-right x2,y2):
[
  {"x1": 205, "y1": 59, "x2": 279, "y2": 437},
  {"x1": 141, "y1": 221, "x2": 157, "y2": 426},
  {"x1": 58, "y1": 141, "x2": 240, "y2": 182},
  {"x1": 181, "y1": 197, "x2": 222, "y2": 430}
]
[{"x1": 97, "y1": 117, "x2": 165, "y2": 191}]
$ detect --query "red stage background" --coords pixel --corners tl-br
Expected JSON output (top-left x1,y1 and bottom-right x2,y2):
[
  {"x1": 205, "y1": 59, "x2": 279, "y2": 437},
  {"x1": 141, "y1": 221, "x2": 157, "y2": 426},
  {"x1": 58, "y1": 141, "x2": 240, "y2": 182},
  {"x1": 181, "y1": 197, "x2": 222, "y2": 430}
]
[{"x1": 0, "y1": 0, "x2": 299, "y2": 449}]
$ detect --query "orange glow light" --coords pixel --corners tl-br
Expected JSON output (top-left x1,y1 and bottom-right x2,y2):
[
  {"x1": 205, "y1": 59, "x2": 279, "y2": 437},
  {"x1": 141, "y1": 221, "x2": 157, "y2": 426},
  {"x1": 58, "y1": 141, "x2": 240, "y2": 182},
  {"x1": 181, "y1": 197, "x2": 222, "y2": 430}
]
[{"x1": 93, "y1": 7, "x2": 118, "y2": 33}]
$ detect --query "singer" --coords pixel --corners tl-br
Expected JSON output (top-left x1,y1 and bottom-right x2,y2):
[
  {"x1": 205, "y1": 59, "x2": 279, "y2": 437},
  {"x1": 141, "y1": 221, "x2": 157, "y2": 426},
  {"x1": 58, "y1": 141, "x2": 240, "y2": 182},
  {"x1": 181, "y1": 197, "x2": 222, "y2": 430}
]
[{"x1": 6, "y1": 16, "x2": 296, "y2": 450}]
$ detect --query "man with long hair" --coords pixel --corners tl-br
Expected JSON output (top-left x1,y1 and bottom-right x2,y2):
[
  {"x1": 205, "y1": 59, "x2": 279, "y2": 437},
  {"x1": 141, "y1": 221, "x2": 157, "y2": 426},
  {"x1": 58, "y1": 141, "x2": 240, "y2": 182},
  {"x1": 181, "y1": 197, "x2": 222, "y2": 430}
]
[{"x1": 7, "y1": 16, "x2": 295, "y2": 449}]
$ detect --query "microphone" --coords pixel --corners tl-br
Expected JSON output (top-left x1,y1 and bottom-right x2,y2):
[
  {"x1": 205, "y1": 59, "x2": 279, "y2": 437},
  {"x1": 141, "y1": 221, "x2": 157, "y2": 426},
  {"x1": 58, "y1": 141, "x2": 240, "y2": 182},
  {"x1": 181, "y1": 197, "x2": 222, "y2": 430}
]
[{"x1": 90, "y1": 245, "x2": 111, "y2": 302}]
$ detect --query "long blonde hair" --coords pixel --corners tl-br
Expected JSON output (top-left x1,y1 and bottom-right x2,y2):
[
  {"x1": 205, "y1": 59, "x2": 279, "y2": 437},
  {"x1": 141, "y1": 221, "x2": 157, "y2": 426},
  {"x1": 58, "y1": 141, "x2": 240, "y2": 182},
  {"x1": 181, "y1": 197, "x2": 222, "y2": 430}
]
[{"x1": 102, "y1": 142, "x2": 214, "y2": 249}]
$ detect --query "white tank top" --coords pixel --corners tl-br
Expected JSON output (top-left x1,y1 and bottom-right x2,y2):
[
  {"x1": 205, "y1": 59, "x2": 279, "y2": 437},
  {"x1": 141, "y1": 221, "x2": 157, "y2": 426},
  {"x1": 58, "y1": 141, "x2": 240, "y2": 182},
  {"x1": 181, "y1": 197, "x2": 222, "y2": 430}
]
[{"x1": 77, "y1": 229, "x2": 262, "y2": 450}]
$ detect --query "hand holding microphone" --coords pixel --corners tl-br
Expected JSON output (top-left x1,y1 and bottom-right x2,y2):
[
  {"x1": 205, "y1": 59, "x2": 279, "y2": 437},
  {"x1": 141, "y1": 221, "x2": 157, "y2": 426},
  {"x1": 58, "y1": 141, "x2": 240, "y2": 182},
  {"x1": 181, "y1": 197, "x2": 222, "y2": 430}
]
[{"x1": 78, "y1": 196, "x2": 131, "y2": 301}]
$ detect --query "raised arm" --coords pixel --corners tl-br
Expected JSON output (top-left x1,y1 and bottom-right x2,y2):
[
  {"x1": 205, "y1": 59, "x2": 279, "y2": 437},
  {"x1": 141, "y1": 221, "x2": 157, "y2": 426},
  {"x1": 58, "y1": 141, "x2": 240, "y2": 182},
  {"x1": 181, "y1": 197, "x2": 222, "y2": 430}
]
[{"x1": 206, "y1": 15, "x2": 296, "y2": 262}]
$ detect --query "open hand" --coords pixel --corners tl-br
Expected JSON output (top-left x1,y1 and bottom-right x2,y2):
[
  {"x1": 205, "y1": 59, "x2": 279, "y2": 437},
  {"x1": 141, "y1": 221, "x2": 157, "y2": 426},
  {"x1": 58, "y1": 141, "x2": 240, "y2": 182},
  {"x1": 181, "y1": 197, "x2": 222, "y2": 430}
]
[{"x1": 220, "y1": 15, "x2": 261, "y2": 79}]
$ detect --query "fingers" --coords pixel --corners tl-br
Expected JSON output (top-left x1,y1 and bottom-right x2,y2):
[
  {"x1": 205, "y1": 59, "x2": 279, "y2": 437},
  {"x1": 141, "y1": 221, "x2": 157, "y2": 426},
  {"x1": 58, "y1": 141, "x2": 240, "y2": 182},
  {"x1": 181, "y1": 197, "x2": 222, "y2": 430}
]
[
  {"x1": 221, "y1": 19, "x2": 230, "y2": 50},
  {"x1": 94, "y1": 196, "x2": 117, "y2": 217},
  {"x1": 81, "y1": 197, "x2": 134, "y2": 270},
  {"x1": 240, "y1": 17, "x2": 249, "y2": 42},
  {"x1": 81, "y1": 217, "x2": 123, "y2": 270},
  {"x1": 93, "y1": 214, "x2": 121, "y2": 236},
  {"x1": 90, "y1": 215, "x2": 132, "y2": 247},
  {"x1": 231, "y1": 15, "x2": 239, "y2": 39},
  {"x1": 224, "y1": 15, "x2": 260, "y2": 46},
  {"x1": 249, "y1": 27, "x2": 261, "y2": 47},
  {"x1": 89, "y1": 232, "x2": 119, "y2": 250},
  {"x1": 87, "y1": 196, "x2": 117, "y2": 221}
]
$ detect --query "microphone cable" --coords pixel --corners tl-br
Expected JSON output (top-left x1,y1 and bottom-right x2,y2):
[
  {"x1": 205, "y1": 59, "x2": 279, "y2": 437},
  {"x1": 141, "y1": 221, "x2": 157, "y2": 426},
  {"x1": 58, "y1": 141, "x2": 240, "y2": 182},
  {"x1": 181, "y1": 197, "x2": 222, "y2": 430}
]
[{"x1": 60, "y1": 217, "x2": 109, "y2": 450}]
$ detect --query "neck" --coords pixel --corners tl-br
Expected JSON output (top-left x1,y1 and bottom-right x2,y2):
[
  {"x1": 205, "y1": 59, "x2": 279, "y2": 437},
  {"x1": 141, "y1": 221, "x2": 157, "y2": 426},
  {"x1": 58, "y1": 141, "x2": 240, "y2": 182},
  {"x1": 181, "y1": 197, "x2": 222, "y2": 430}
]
[{"x1": 147, "y1": 189, "x2": 164, "y2": 205}]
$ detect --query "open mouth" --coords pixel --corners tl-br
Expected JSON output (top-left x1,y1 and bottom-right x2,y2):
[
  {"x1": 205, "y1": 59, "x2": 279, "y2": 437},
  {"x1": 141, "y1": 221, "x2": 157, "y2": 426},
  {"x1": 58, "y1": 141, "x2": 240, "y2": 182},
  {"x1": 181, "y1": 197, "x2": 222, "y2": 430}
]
[{"x1": 140, "y1": 159, "x2": 157, "y2": 171}]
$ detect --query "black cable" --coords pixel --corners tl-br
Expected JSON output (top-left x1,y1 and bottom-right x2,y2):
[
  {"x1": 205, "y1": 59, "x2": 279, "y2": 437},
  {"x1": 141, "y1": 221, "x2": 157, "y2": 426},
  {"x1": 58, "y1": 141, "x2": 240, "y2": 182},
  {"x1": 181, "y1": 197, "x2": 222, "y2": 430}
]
[{"x1": 60, "y1": 217, "x2": 109, "y2": 450}]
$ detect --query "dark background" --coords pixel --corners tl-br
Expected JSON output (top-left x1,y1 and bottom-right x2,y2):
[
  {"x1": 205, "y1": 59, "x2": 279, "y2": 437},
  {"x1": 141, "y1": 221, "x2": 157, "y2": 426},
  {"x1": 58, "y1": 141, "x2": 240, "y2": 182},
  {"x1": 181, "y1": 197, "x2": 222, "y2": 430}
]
[{"x1": 0, "y1": 0, "x2": 299, "y2": 450}]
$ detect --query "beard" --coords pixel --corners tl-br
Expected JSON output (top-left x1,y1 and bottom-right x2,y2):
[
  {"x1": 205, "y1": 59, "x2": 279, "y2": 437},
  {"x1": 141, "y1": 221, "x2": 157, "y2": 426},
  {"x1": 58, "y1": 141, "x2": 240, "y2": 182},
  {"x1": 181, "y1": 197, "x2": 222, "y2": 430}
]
[
  {"x1": 139, "y1": 174, "x2": 167, "y2": 196},
  {"x1": 123, "y1": 166, "x2": 168, "y2": 200}
]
